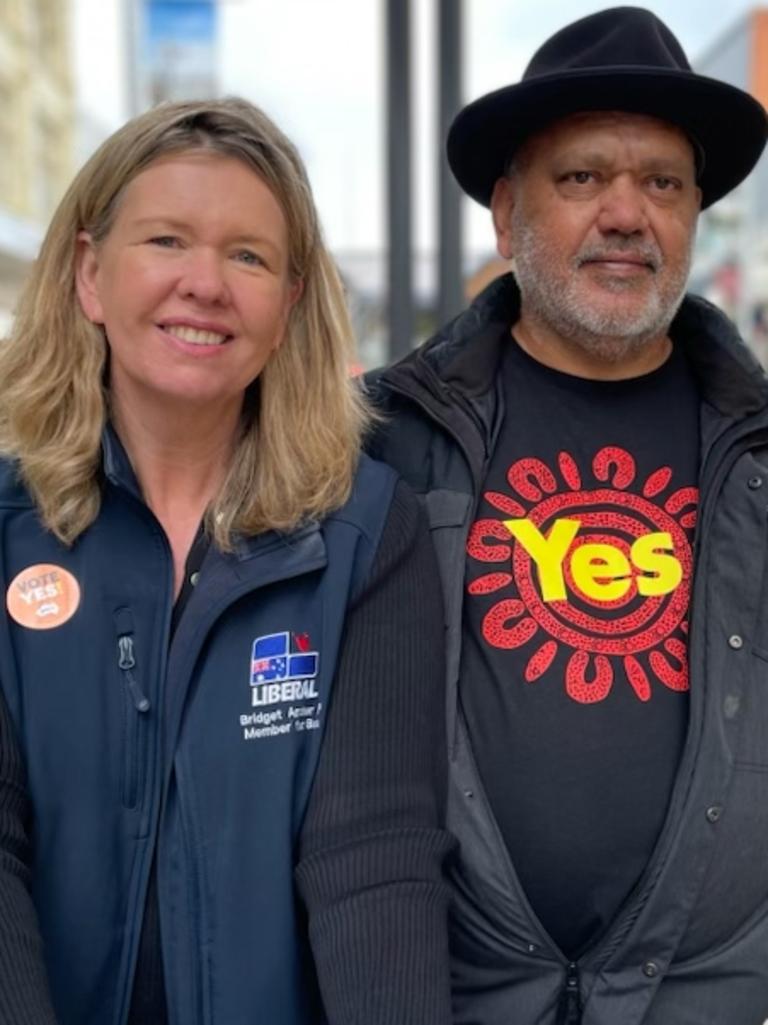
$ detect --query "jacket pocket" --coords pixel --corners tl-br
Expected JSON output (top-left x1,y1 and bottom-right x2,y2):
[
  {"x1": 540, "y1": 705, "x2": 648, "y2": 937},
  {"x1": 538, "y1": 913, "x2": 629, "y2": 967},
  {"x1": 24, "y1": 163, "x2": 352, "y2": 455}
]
[
  {"x1": 646, "y1": 913, "x2": 768, "y2": 1025},
  {"x1": 114, "y1": 608, "x2": 151, "y2": 810},
  {"x1": 676, "y1": 762, "x2": 768, "y2": 964}
]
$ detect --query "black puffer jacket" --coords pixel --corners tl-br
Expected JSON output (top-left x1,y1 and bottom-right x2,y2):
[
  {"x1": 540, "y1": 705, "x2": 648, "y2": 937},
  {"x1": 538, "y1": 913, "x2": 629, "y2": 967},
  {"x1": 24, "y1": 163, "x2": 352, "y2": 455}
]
[{"x1": 368, "y1": 273, "x2": 768, "y2": 1025}]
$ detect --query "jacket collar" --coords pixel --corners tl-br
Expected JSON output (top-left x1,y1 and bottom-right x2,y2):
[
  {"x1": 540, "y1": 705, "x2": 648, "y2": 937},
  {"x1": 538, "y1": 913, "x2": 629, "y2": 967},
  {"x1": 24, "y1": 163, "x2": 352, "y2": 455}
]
[
  {"x1": 387, "y1": 272, "x2": 768, "y2": 420},
  {"x1": 101, "y1": 421, "x2": 142, "y2": 499}
]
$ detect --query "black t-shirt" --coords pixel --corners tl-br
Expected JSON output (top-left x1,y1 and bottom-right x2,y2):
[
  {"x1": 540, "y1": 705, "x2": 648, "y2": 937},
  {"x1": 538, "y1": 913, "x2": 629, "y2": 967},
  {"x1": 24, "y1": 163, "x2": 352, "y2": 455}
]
[{"x1": 461, "y1": 334, "x2": 700, "y2": 959}]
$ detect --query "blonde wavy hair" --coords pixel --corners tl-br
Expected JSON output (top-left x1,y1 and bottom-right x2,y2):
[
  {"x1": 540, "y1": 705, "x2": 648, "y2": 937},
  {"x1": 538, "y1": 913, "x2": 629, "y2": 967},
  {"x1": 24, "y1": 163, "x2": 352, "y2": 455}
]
[{"x1": 0, "y1": 97, "x2": 371, "y2": 549}]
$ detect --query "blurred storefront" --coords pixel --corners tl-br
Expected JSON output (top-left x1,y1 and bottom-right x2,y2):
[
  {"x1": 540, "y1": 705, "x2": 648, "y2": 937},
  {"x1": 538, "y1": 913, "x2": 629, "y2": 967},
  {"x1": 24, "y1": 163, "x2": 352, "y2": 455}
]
[
  {"x1": 693, "y1": 7, "x2": 768, "y2": 362},
  {"x1": 0, "y1": 0, "x2": 75, "y2": 332}
]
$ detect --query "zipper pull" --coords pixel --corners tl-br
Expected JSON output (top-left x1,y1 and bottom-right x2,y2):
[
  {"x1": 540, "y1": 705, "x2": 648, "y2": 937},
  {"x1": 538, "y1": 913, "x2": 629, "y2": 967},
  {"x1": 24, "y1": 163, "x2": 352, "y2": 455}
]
[
  {"x1": 558, "y1": 962, "x2": 582, "y2": 1025},
  {"x1": 117, "y1": 635, "x2": 151, "y2": 713},
  {"x1": 118, "y1": 635, "x2": 135, "y2": 670}
]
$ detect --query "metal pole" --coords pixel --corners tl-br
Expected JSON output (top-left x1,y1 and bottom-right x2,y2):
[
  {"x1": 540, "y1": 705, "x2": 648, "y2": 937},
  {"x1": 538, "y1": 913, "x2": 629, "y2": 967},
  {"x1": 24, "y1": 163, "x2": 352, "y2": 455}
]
[
  {"x1": 437, "y1": 0, "x2": 464, "y2": 324},
  {"x1": 124, "y1": 0, "x2": 141, "y2": 117},
  {"x1": 386, "y1": 0, "x2": 414, "y2": 359}
]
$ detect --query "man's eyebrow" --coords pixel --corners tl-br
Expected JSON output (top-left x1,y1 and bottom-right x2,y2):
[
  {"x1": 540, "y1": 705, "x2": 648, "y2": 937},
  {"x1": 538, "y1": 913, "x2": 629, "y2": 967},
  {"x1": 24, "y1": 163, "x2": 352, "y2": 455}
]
[
  {"x1": 552, "y1": 150, "x2": 612, "y2": 166},
  {"x1": 551, "y1": 151, "x2": 694, "y2": 172}
]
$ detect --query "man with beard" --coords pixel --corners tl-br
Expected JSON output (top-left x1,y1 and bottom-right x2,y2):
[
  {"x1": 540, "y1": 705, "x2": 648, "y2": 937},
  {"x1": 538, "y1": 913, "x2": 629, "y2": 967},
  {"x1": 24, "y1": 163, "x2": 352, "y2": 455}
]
[{"x1": 368, "y1": 7, "x2": 768, "y2": 1025}]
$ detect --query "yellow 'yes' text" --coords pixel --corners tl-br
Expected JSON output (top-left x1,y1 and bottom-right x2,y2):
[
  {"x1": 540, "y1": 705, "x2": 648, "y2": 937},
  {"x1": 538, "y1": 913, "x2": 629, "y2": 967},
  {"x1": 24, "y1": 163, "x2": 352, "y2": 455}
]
[{"x1": 503, "y1": 518, "x2": 682, "y2": 602}]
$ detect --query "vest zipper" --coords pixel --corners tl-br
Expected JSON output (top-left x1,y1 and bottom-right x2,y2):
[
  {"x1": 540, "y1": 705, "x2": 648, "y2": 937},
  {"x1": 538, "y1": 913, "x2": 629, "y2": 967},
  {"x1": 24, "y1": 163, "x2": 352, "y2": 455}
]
[
  {"x1": 117, "y1": 630, "x2": 151, "y2": 809},
  {"x1": 558, "y1": 962, "x2": 582, "y2": 1025},
  {"x1": 118, "y1": 635, "x2": 150, "y2": 712}
]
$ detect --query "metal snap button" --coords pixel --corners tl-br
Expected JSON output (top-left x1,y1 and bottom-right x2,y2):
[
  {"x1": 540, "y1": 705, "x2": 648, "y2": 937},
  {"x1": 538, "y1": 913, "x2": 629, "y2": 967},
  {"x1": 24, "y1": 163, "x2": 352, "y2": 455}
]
[
  {"x1": 748, "y1": 476, "x2": 763, "y2": 490},
  {"x1": 728, "y1": 634, "x2": 743, "y2": 650},
  {"x1": 706, "y1": 805, "x2": 723, "y2": 823},
  {"x1": 642, "y1": 961, "x2": 659, "y2": 978}
]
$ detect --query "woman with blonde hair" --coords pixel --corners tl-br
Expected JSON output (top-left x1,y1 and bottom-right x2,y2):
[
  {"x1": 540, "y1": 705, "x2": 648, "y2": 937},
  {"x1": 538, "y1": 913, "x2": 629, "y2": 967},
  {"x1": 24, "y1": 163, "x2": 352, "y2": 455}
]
[{"x1": 0, "y1": 97, "x2": 451, "y2": 1025}]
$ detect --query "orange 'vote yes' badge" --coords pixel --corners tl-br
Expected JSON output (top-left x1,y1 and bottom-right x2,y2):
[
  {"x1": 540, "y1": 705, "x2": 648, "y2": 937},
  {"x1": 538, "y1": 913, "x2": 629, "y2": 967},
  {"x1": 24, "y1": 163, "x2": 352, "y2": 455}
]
[{"x1": 6, "y1": 564, "x2": 81, "y2": 630}]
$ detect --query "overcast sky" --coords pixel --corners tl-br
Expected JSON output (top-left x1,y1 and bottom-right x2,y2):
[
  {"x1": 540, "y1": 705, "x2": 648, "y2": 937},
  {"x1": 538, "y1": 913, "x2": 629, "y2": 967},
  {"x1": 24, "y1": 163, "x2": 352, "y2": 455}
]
[{"x1": 73, "y1": 0, "x2": 761, "y2": 255}]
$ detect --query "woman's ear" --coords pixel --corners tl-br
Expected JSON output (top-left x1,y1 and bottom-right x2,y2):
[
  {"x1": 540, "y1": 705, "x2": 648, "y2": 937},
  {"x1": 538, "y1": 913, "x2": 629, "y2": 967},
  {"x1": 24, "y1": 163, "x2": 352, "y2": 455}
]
[
  {"x1": 287, "y1": 277, "x2": 304, "y2": 312},
  {"x1": 74, "y1": 231, "x2": 105, "y2": 324},
  {"x1": 272, "y1": 277, "x2": 304, "y2": 353}
]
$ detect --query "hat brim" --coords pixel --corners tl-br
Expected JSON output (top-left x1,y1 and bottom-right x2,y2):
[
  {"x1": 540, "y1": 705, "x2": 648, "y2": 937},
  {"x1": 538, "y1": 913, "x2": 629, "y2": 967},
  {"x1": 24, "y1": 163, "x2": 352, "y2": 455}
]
[{"x1": 447, "y1": 68, "x2": 768, "y2": 209}]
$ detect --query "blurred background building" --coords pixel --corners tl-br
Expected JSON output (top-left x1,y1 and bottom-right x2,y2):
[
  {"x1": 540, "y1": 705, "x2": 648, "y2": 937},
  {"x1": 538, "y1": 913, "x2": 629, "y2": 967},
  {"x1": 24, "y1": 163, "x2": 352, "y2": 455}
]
[
  {"x1": 1, "y1": 1, "x2": 767, "y2": 367},
  {"x1": 692, "y1": 8, "x2": 768, "y2": 363},
  {"x1": 0, "y1": 0, "x2": 74, "y2": 333}
]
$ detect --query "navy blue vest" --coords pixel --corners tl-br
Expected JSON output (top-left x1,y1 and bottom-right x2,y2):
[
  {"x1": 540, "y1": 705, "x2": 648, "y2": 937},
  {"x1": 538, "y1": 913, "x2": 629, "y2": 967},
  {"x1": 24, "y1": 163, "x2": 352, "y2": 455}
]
[{"x1": 0, "y1": 441, "x2": 396, "y2": 1025}]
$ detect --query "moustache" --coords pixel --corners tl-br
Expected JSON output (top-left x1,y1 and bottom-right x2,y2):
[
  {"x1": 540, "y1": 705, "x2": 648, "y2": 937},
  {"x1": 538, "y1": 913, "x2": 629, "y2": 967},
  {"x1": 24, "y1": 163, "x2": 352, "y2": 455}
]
[{"x1": 575, "y1": 242, "x2": 662, "y2": 273}]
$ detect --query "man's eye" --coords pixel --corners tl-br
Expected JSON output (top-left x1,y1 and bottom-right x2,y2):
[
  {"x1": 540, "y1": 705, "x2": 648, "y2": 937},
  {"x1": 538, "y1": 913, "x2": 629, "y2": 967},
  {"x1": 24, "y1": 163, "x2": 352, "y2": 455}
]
[
  {"x1": 651, "y1": 176, "x2": 680, "y2": 191},
  {"x1": 564, "y1": 171, "x2": 594, "y2": 185},
  {"x1": 149, "y1": 236, "x2": 179, "y2": 247}
]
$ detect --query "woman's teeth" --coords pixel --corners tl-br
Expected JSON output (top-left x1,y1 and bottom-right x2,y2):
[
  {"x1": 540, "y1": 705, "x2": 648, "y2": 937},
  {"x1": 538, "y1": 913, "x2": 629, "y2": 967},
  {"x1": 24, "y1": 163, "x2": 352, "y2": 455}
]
[{"x1": 165, "y1": 326, "x2": 228, "y2": 345}]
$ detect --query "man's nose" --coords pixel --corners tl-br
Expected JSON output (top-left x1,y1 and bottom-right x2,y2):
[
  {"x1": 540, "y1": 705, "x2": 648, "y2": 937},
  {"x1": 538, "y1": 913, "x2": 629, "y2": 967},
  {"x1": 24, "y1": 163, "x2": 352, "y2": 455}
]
[
  {"x1": 596, "y1": 176, "x2": 649, "y2": 236},
  {"x1": 177, "y1": 248, "x2": 230, "y2": 304}
]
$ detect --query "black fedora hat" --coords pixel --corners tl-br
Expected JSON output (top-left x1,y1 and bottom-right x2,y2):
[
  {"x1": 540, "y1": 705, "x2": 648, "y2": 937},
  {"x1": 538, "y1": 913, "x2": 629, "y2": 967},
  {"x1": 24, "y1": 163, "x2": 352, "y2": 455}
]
[{"x1": 447, "y1": 6, "x2": 768, "y2": 209}]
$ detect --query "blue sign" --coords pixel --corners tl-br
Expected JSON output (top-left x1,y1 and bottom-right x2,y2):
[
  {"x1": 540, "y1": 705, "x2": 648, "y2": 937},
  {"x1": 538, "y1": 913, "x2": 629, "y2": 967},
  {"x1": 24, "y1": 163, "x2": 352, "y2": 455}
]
[
  {"x1": 146, "y1": 0, "x2": 216, "y2": 51},
  {"x1": 140, "y1": 0, "x2": 218, "y2": 106}
]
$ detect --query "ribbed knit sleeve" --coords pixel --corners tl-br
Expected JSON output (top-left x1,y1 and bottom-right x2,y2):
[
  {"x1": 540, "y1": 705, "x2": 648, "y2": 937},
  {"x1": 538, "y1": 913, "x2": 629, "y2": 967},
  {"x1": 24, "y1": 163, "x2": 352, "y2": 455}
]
[
  {"x1": 295, "y1": 480, "x2": 453, "y2": 1025},
  {"x1": 0, "y1": 690, "x2": 58, "y2": 1024}
]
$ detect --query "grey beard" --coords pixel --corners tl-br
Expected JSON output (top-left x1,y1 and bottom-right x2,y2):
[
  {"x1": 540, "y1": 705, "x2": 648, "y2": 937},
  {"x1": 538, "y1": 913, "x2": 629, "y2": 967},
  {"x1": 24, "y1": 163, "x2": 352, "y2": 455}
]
[{"x1": 511, "y1": 218, "x2": 693, "y2": 363}]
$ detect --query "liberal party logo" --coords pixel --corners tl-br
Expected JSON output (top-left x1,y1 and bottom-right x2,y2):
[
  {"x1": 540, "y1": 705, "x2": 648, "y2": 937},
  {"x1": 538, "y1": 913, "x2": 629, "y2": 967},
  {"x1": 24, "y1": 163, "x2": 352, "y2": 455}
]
[{"x1": 250, "y1": 631, "x2": 320, "y2": 707}]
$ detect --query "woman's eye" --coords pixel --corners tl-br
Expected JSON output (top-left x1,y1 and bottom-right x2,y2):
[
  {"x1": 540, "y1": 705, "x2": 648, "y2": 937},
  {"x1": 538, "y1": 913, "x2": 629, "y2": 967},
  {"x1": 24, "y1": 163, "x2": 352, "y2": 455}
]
[
  {"x1": 235, "y1": 250, "x2": 264, "y2": 266},
  {"x1": 149, "y1": 236, "x2": 179, "y2": 248}
]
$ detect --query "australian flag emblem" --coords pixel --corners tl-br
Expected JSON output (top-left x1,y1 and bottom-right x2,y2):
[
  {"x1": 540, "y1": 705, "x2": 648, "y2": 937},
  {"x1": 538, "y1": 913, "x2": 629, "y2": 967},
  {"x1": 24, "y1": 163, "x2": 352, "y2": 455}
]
[{"x1": 250, "y1": 631, "x2": 319, "y2": 685}]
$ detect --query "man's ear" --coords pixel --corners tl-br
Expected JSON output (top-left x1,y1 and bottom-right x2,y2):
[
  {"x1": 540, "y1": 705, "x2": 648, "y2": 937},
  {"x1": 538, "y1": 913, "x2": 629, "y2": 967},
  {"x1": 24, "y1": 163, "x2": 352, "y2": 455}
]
[
  {"x1": 490, "y1": 176, "x2": 517, "y2": 261},
  {"x1": 74, "y1": 231, "x2": 105, "y2": 324}
]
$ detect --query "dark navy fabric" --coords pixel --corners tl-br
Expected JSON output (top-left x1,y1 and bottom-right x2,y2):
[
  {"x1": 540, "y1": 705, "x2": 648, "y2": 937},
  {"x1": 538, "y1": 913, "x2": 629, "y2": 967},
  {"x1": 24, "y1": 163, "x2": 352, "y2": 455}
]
[{"x1": 0, "y1": 437, "x2": 396, "y2": 1025}]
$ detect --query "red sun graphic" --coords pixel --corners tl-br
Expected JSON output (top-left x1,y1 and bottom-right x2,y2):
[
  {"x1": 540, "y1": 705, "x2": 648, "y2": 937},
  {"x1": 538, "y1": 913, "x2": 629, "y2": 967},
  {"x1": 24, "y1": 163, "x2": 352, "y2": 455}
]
[{"x1": 467, "y1": 446, "x2": 697, "y2": 704}]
